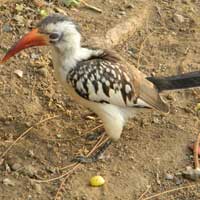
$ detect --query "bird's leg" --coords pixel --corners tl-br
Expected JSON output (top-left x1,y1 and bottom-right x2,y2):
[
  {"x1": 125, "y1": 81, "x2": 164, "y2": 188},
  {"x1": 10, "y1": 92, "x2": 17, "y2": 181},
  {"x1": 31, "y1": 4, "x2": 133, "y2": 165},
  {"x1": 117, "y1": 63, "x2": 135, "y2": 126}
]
[
  {"x1": 71, "y1": 139, "x2": 112, "y2": 163},
  {"x1": 86, "y1": 128, "x2": 104, "y2": 141}
]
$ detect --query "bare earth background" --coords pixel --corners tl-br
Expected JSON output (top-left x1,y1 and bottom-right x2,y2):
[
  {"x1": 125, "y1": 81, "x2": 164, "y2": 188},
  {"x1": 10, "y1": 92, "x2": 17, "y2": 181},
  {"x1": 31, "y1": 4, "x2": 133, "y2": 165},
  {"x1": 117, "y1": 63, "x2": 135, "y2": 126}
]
[{"x1": 1, "y1": 0, "x2": 200, "y2": 199}]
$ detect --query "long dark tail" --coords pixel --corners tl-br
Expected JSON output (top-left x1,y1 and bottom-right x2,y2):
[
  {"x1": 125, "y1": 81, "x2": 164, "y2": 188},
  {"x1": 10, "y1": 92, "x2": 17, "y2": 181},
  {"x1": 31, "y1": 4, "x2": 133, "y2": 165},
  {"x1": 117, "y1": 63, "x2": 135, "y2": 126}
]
[{"x1": 146, "y1": 71, "x2": 200, "y2": 92}]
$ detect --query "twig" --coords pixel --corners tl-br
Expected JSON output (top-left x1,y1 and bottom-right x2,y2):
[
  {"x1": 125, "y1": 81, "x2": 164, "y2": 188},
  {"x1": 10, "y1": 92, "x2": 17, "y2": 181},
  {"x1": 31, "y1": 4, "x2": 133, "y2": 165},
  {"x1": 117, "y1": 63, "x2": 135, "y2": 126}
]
[
  {"x1": 0, "y1": 114, "x2": 59, "y2": 158},
  {"x1": 34, "y1": 133, "x2": 106, "y2": 183},
  {"x1": 142, "y1": 184, "x2": 198, "y2": 200},
  {"x1": 194, "y1": 132, "x2": 200, "y2": 169},
  {"x1": 53, "y1": 164, "x2": 80, "y2": 198},
  {"x1": 31, "y1": 73, "x2": 36, "y2": 98},
  {"x1": 54, "y1": 174, "x2": 70, "y2": 200},
  {"x1": 59, "y1": 163, "x2": 77, "y2": 171},
  {"x1": 35, "y1": 163, "x2": 81, "y2": 183},
  {"x1": 138, "y1": 185, "x2": 151, "y2": 200},
  {"x1": 87, "y1": 133, "x2": 107, "y2": 156},
  {"x1": 81, "y1": 0, "x2": 102, "y2": 13}
]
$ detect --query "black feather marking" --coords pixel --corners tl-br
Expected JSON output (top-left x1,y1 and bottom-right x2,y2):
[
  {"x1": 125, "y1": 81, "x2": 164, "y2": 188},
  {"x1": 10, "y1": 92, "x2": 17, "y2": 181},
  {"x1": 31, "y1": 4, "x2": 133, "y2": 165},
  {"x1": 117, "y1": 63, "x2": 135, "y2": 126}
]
[
  {"x1": 102, "y1": 84, "x2": 110, "y2": 97},
  {"x1": 92, "y1": 81, "x2": 98, "y2": 94},
  {"x1": 82, "y1": 79, "x2": 88, "y2": 94},
  {"x1": 75, "y1": 88, "x2": 88, "y2": 99},
  {"x1": 127, "y1": 92, "x2": 132, "y2": 101},
  {"x1": 121, "y1": 88, "x2": 127, "y2": 104},
  {"x1": 120, "y1": 78, "x2": 128, "y2": 104},
  {"x1": 127, "y1": 84, "x2": 133, "y2": 101},
  {"x1": 99, "y1": 100, "x2": 109, "y2": 104}
]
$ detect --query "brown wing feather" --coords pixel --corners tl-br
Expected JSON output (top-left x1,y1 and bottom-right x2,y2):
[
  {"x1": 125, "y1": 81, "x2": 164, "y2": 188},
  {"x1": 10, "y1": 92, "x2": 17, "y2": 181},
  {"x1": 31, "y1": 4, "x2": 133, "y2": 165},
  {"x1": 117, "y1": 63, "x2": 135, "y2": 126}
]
[{"x1": 107, "y1": 50, "x2": 170, "y2": 113}]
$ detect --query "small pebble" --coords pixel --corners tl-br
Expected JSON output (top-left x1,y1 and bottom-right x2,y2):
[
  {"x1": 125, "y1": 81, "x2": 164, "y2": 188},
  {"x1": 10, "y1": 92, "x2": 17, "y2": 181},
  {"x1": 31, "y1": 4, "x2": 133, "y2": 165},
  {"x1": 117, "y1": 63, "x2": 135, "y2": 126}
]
[
  {"x1": 24, "y1": 165, "x2": 37, "y2": 178},
  {"x1": 175, "y1": 172, "x2": 182, "y2": 176},
  {"x1": 14, "y1": 15, "x2": 25, "y2": 25},
  {"x1": 31, "y1": 53, "x2": 39, "y2": 60},
  {"x1": 14, "y1": 69, "x2": 23, "y2": 78},
  {"x1": 126, "y1": 4, "x2": 134, "y2": 9},
  {"x1": 128, "y1": 47, "x2": 138, "y2": 54},
  {"x1": 4, "y1": 121, "x2": 10, "y2": 125},
  {"x1": 3, "y1": 178, "x2": 15, "y2": 186},
  {"x1": 5, "y1": 163, "x2": 11, "y2": 172},
  {"x1": 166, "y1": 94, "x2": 174, "y2": 101},
  {"x1": 25, "y1": 122, "x2": 32, "y2": 127},
  {"x1": 10, "y1": 163, "x2": 21, "y2": 171},
  {"x1": 28, "y1": 150, "x2": 34, "y2": 157},
  {"x1": 119, "y1": 7, "x2": 125, "y2": 11},
  {"x1": 116, "y1": 14, "x2": 122, "y2": 19},
  {"x1": 119, "y1": 11, "x2": 126, "y2": 16},
  {"x1": 174, "y1": 13, "x2": 185, "y2": 23},
  {"x1": 182, "y1": 167, "x2": 200, "y2": 181},
  {"x1": 165, "y1": 173, "x2": 174, "y2": 180},
  {"x1": 175, "y1": 177, "x2": 183, "y2": 185},
  {"x1": 0, "y1": 159, "x2": 4, "y2": 166},
  {"x1": 3, "y1": 24, "x2": 12, "y2": 32},
  {"x1": 56, "y1": 134, "x2": 62, "y2": 138},
  {"x1": 34, "y1": 183, "x2": 42, "y2": 194},
  {"x1": 15, "y1": 4, "x2": 24, "y2": 12},
  {"x1": 152, "y1": 117, "x2": 160, "y2": 124},
  {"x1": 46, "y1": 166, "x2": 57, "y2": 174},
  {"x1": 37, "y1": 67, "x2": 48, "y2": 77}
]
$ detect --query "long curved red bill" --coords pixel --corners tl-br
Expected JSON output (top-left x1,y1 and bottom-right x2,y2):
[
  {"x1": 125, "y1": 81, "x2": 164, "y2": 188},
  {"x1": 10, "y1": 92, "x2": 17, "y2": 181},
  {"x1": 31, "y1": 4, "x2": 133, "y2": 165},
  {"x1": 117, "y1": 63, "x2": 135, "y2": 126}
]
[{"x1": 0, "y1": 29, "x2": 48, "y2": 64}]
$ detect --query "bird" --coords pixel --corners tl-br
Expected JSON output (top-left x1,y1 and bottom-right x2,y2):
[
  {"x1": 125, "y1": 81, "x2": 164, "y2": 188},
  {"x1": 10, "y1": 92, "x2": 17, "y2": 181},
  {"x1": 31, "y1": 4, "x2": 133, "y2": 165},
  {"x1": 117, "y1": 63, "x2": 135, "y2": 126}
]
[{"x1": 1, "y1": 14, "x2": 200, "y2": 163}]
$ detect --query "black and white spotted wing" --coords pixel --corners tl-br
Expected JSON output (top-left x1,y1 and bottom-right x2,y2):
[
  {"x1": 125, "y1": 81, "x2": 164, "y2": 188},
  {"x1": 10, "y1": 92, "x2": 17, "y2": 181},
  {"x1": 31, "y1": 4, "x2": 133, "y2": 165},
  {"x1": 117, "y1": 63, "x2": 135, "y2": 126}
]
[{"x1": 67, "y1": 59, "x2": 148, "y2": 107}]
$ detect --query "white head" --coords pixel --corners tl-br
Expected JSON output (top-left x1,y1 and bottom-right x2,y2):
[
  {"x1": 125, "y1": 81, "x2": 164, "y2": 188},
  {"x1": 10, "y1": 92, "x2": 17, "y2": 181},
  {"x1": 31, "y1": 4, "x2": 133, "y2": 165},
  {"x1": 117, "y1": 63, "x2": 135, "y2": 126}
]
[{"x1": 38, "y1": 14, "x2": 81, "y2": 55}]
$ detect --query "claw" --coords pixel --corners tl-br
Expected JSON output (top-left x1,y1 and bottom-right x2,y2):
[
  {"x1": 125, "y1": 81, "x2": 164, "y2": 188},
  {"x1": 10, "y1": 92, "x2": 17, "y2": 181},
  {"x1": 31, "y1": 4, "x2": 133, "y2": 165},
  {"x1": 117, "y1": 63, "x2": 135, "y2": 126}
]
[
  {"x1": 71, "y1": 139, "x2": 112, "y2": 164},
  {"x1": 71, "y1": 156, "x2": 94, "y2": 163},
  {"x1": 86, "y1": 131, "x2": 103, "y2": 141}
]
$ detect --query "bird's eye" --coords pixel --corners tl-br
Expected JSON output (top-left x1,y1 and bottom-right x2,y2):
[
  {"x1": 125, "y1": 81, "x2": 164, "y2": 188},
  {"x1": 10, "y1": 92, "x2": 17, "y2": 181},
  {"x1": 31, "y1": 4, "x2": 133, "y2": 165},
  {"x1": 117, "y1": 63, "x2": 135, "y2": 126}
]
[{"x1": 49, "y1": 32, "x2": 60, "y2": 41}]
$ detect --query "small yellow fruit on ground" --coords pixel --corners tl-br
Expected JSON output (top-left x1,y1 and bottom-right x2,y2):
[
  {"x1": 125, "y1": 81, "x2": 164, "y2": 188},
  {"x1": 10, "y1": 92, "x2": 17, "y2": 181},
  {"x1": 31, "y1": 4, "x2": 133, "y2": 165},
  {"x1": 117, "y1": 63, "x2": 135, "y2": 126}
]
[
  {"x1": 195, "y1": 103, "x2": 200, "y2": 111},
  {"x1": 90, "y1": 175, "x2": 105, "y2": 187}
]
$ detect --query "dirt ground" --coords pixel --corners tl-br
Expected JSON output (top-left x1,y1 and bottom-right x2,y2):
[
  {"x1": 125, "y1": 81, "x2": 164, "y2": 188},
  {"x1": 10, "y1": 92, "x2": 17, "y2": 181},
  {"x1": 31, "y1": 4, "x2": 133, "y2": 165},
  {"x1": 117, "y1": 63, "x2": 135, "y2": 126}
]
[{"x1": 1, "y1": 0, "x2": 200, "y2": 200}]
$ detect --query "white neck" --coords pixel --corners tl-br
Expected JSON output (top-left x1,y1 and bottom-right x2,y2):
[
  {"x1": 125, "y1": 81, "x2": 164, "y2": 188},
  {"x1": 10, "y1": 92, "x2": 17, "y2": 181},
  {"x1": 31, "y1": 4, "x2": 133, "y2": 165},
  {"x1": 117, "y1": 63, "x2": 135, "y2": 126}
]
[
  {"x1": 52, "y1": 46, "x2": 93, "y2": 70},
  {"x1": 51, "y1": 43, "x2": 95, "y2": 84}
]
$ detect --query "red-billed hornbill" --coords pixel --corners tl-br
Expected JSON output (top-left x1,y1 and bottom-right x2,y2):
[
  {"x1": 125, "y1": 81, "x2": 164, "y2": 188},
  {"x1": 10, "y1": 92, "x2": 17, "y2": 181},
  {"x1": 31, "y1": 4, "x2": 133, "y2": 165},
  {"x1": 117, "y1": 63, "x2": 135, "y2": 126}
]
[{"x1": 1, "y1": 14, "x2": 200, "y2": 163}]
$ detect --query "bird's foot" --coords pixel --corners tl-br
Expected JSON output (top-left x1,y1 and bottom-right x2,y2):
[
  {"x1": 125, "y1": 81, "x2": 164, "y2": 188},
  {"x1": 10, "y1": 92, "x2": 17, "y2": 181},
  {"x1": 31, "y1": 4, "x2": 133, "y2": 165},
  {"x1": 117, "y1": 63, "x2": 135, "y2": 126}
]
[
  {"x1": 71, "y1": 155, "x2": 97, "y2": 164},
  {"x1": 86, "y1": 130, "x2": 103, "y2": 141},
  {"x1": 71, "y1": 139, "x2": 112, "y2": 164}
]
